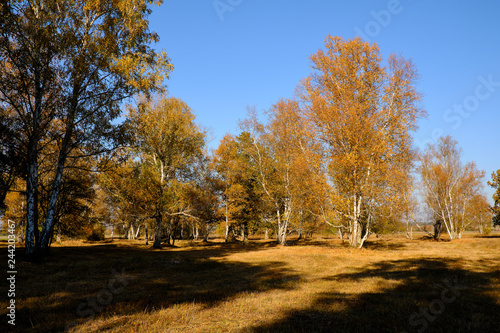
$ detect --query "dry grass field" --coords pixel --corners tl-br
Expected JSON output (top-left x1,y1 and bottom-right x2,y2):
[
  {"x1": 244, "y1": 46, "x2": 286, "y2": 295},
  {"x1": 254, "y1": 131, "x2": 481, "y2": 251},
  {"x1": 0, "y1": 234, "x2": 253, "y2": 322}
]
[{"x1": 1, "y1": 233, "x2": 499, "y2": 332}]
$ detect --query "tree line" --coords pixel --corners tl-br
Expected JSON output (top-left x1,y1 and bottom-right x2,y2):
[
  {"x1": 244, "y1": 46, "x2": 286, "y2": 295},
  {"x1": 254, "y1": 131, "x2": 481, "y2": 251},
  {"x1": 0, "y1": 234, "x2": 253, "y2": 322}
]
[{"x1": 1, "y1": 1, "x2": 498, "y2": 261}]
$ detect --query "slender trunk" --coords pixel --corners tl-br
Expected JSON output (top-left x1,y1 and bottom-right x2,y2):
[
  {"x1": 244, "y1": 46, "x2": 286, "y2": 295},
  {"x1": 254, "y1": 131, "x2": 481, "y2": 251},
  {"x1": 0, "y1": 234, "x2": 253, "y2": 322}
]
[
  {"x1": 224, "y1": 201, "x2": 229, "y2": 242},
  {"x1": 165, "y1": 217, "x2": 172, "y2": 246},
  {"x1": 153, "y1": 212, "x2": 163, "y2": 248},
  {"x1": 25, "y1": 152, "x2": 39, "y2": 259},
  {"x1": 297, "y1": 210, "x2": 303, "y2": 240},
  {"x1": 128, "y1": 224, "x2": 134, "y2": 240},
  {"x1": 39, "y1": 137, "x2": 74, "y2": 253},
  {"x1": 358, "y1": 213, "x2": 372, "y2": 249},
  {"x1": 145, "y1": 225, "x2": 148, "y2": 245},
  {"x1": 276, "y1": 209, "x2": 282, "y2": 244},
  {"x1": 134, "y1": 225, "x2": 141, "y2": 239},
  {"x1": 264, "y1": 228, "x2": 269, "y2": 240},
  {"x1": 241, "y1": 224, "x2": 245, "y2": 242},
  {"x1": 39, "y1": 155, "x2": 66, "y2": 253},
  {"x1": 203, "y1": 223, "x2": 209, "y2": 242}
]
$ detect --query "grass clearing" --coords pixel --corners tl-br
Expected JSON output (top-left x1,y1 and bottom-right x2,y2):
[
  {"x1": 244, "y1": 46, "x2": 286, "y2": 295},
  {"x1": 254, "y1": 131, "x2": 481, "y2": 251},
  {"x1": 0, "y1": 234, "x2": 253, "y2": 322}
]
[{"x1": 1, "y1": 233, "x2": 499, "y2": 332}]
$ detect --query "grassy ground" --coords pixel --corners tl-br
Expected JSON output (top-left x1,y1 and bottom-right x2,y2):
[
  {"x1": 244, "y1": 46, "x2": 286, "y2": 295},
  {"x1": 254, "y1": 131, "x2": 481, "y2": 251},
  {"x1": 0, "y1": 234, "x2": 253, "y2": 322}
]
[{"x1": 1, "y1": 232, "x2": 499, "y2": 332}]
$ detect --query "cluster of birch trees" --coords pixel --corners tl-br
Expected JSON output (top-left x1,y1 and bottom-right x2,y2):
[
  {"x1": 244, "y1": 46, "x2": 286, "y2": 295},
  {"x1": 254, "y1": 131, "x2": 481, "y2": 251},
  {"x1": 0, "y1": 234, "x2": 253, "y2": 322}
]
[{"x1": 1, "y1": 1, "x2": 495, "y2": 260}]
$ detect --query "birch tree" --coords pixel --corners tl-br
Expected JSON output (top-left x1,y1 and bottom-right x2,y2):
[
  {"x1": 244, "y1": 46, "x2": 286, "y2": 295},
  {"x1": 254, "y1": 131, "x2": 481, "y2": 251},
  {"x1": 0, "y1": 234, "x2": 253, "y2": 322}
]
[
  {"x1": 300, "y1": 36, "x2": 424, "y2": 247},
  {"x1": 0, "y1": 0, "x2": 172, "y2": 259},
  {"x1": 127, "y1": 96, "x2": 205, "y2": 248},
  {"x1": 241, "y1": 100, "x2": 327, "y2": 245},
  {"x1": 419, "y1": 135, "x2": 486, "y2": 240}
]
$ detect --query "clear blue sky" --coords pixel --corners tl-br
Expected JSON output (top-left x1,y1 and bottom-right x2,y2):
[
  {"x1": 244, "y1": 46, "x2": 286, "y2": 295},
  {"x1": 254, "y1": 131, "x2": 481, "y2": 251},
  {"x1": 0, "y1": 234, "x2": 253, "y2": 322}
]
[{"x1": 148, "y1": 0, "x2": 500, "y2": 202}]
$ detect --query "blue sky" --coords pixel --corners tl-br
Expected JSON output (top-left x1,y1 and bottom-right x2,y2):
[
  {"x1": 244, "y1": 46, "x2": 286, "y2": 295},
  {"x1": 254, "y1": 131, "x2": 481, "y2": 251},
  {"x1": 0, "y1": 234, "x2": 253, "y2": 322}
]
[{"x1": 148, "y1": 0, "x2": 500, "y2": 202}]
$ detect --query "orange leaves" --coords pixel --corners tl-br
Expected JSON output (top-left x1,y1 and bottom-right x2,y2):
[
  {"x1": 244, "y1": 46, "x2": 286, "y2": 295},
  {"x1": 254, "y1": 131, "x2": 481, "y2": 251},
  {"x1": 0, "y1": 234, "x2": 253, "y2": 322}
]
[
  {"x1": 419, "y1": 135, "x2": 488, "y2": 239},
  {"x1": 298, "y1": 36, "x2": 426, "y2": 246}
]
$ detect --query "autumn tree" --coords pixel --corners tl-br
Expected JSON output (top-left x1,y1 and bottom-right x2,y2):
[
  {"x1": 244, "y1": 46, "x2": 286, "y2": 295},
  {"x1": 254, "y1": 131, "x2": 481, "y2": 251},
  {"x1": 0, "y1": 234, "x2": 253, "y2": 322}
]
[
  {"x1": 183, "y1": 155, "x2": 222, "y2": 242},
  {"x1": 419, "y1": 135, "x2": 487, "y2": 240},
  {"x1": 127, "y1": 96, "x2": 205, "y2": 248},
  {"x1": 300, "y1": 36, "x2": 424, "y2": 248},
  {"x1": 0, "y1": 0, "x2": 172, "y2": 259},
  {"x1": 240, "y1": 100, "x2": 328, "y2": 245},
  {"x1": 213, "y1": 132, "x2": 262, "y2": 242},
  {"x1": 488, "y1": 170, "x2": 500, "y2": 227},
  {"x1": 99, "y1": 153, "x2": 154, "y2": 242},
  {"x1": 465, "y1": 193, "x2": 492, "y2": 234}
]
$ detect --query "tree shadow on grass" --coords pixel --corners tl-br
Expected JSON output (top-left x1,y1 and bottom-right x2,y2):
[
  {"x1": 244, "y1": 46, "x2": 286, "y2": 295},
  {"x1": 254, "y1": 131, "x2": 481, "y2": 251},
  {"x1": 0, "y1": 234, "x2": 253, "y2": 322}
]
[
  {"x1": 1, "y1": 242, "x2": 300, "y2": 333},
  {"x1": 246, "y1": 258, "x2": 500, "y2": 333}
]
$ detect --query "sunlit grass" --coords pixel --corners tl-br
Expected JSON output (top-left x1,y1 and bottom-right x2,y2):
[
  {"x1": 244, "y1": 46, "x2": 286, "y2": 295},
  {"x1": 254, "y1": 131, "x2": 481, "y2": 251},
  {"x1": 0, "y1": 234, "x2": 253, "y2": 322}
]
[{"x1": 1, "y1": 232, "x2": 499, "y2": 332}]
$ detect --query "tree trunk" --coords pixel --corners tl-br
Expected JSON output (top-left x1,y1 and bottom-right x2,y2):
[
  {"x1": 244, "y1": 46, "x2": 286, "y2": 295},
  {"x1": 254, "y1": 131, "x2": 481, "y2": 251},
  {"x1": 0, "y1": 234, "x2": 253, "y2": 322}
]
[
  {"x1": 153, "y1": 212, "x2": 163, "y2": 248},
  {"x1": 56, "y1": 230, "x2": 61, "y2": 244},
  {"x1": 24, "y1": 67, "x2": 43, "y2": 261},
  {"x1": 434, "y1": 219, "x2": 442, "y2": 240},
  {"x1": 39, "y1": 104, "x2": 76, "y2": 255},
  {"x1": 134, "y1": 225, "x2": 141, "y2": 239},
  {"x1": 358, "y1": 214, "x2": 372, "y2": 249},
  {"x1": 203, "y1": 223, "x2": 209, "y2": 242},
  {"x1": 165, "y1": 218, "x2": 172, "y2": 246},
  {"x1": 128, "y1": 224, "x2": 134, "y2": 240},
  {"x1": 145, "y1": 225, "x2": 148, "y2": 245},
  {"x1": 264, "y1": 228, "x2": 269, "y2": 239},
  {"x1": 349, "y1": 195, "x2": 362, "y2": 247},
  {"x1": 25, "y1": 155, "x2": 39, "y2": 259},
  {"x1": 224, "y1": 202, "x2": 229, "y2": 243},
  {"x1": 241, "y1": 223, "x2": 247, "y2": 242}
]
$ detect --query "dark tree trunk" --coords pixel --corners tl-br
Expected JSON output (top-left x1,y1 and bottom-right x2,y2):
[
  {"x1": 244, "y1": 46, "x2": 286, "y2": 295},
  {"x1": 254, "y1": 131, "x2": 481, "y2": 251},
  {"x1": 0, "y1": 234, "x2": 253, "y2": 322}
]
[
  {"x1": 153, "y1": 212, "x2": 163, "y2": 248},
  {"x1": 434, "y1": 220, "x2": 442, "y2": 240},
  {"x1": 25, "y1": 148, "x2": 40, "y2": 260}
]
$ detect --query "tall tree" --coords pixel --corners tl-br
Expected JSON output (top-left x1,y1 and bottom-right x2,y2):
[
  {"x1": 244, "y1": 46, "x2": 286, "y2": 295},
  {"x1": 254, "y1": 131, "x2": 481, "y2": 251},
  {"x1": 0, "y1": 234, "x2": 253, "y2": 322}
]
[
  {"x1": 127, "y1": 96, "x2": 205, "y2": 248},
  {"x1": 213, "y1": 132, "x2": 262, "y2": 242},
  {"x1": 419, "y1": 135, "x2": 486, "y2": 240},
  {"x1": 0, "y1": 0, "x2": 172, "y2": 259},
  {"x1": 300, "y1": 36, "x2": 424, "y2": 247},
  {"x1": 487, "y1": 170, "x2": 500, "y2": 227}
]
